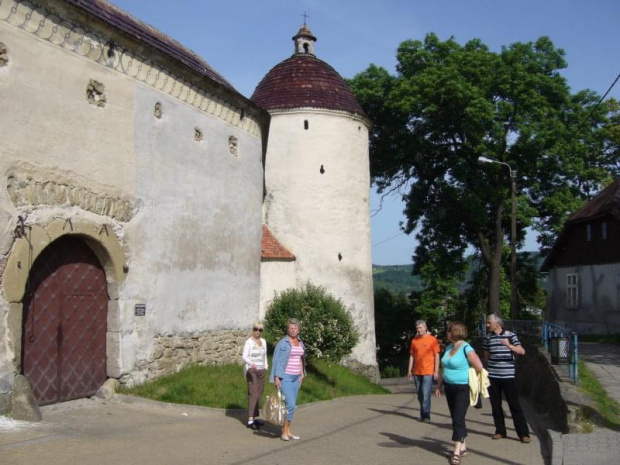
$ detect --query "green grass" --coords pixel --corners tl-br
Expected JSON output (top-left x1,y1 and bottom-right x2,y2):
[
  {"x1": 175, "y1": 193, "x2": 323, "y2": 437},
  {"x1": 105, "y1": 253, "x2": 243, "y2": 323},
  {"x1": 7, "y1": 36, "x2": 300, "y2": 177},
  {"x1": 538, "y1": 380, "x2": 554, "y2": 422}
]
[
  {"x1": 577, "y1": 360, "x2": 620, "y2": 430},
  {"x1": 120, "y1": 360, "x2": 388, "y2": 409}
]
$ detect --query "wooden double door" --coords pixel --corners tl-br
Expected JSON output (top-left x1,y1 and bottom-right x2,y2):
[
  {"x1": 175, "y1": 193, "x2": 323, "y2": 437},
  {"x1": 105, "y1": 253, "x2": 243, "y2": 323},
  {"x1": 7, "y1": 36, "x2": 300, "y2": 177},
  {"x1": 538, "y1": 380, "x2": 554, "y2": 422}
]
[{"x1": 22, "y1": 236, "x2": 108, "y2": 405}]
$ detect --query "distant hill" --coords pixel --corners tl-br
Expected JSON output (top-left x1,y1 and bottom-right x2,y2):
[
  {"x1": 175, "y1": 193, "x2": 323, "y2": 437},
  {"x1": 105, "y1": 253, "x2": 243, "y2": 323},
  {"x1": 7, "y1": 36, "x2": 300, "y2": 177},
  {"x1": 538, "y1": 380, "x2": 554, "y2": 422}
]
[
  {"x1": 372, "y1": 252, "x2": 544, "y2": 295},
  {"x1": 372, "y1": 264, "x2": 422, "y2": 295}
]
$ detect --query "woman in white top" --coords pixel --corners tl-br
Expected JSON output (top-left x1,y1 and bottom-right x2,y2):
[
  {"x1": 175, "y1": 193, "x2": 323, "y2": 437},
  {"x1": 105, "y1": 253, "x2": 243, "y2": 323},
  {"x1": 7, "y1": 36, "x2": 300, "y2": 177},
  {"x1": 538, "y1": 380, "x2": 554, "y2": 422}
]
[{"x1": 242, "y1": 322, "x2": 268, "y2": 430}]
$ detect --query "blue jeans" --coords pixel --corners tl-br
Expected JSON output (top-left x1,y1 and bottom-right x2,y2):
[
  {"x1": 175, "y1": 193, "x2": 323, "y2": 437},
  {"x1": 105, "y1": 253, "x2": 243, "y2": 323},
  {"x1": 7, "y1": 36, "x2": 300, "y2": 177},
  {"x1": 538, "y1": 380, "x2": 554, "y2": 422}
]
[
  {"x1": 279, "y1": 373, "x2": 301, "y2": 421},
  {"x1": 414, "y1": 375, "x2": 434, "y2": 419}
]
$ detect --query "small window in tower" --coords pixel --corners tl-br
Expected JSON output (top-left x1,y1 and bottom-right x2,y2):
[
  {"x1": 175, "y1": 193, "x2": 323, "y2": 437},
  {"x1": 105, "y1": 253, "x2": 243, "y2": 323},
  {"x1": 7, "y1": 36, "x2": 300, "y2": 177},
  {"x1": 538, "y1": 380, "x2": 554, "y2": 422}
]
[
  {"x1": 304, "y1": 120, "x2": 309, "y2": 130},
  {"x1": 303, "y1": 43, "x2": 309, "y2": 53}
]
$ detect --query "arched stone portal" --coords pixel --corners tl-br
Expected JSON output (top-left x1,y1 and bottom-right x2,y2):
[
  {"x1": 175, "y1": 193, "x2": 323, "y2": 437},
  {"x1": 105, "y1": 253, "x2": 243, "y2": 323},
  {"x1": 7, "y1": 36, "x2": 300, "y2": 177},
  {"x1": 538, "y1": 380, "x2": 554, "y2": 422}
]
[
  {"x1": 2, "y1": 217, "x2": 127, "y2": 404},
  {"x1": 22, "y1": 236, "x2": 108, "y2": 405}
]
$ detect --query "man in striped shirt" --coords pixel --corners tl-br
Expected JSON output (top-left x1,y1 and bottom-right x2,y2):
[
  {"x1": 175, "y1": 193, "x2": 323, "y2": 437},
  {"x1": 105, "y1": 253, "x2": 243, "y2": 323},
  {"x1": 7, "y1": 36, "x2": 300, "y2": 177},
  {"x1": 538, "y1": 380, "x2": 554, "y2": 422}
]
[{"x1": 483, "y1": 314, "x2": 530, "y2": 443}]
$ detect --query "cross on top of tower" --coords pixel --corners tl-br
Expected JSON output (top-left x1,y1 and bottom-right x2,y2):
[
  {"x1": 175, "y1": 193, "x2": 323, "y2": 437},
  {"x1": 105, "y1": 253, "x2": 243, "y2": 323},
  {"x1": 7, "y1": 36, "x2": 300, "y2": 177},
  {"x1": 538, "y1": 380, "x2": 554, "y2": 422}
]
[{"x1": 301, "y1": 11, "x2": 310, "y2": 25}]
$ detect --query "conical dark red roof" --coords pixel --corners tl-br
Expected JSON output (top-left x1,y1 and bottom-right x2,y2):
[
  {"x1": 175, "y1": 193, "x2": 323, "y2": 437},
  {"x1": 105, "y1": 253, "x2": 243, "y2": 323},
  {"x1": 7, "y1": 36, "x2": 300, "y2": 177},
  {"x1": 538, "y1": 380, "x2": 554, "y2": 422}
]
[{"x1": 251, "y1": 54, "x2": 364, "y2": 115}]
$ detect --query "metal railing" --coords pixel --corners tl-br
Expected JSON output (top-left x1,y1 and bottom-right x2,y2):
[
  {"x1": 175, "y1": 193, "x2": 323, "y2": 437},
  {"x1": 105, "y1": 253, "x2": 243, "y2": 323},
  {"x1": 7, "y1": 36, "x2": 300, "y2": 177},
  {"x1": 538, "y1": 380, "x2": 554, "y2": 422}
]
[
  {"x1": 478, "y1": 317, "x2": 579, "y2": 384},
  {"x1": 542, "y1": 322, "x2": 579, "y2": 384}
]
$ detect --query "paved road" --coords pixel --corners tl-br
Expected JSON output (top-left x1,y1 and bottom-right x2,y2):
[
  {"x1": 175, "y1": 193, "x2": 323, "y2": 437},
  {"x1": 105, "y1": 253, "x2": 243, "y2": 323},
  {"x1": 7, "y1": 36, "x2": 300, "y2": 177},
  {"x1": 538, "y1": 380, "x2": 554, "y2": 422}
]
[{"x1": 0, "y1": 388, "x2": 545, "y2": 465}]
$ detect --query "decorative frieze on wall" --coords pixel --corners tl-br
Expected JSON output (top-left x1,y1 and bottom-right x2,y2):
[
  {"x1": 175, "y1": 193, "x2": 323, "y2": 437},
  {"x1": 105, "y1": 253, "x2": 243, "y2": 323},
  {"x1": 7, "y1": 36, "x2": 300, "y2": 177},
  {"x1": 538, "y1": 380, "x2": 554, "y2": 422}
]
[
  {"x1": 0, "y1": 0, "x2": 261, "y2": 137},
  {"x1": 120, "y1": 330, "x2": 247, "y2": 387},
  {"x1": 7, "y1": 174, "x2": 134, "y2": 222}
]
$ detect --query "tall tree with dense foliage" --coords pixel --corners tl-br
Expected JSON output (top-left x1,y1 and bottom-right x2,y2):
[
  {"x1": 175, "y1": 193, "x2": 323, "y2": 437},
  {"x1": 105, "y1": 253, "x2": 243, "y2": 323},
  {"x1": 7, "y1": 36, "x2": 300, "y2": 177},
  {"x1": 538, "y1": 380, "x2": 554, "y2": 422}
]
[
  {"x1": 350, "y1": 33, "x2": 618, "y2": 315},
  {"x1": 373, "y1": 288, "x2": 414, "y2": 374}
]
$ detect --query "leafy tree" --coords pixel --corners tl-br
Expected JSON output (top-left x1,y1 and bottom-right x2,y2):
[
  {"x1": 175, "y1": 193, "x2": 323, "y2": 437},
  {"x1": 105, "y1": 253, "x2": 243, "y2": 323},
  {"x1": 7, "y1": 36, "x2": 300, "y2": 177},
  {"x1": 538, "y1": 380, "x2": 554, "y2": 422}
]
[
  {"x1": 350, "y1": 34, "x2": 618, "y2": 315},
  {"x1": 514, "y1": 252, "x2": 547, "y2": 317},
  {"x1": 373, "y1": 288, "x2": 414, "y2": 374},
  {"x1": 264, "y1": 283, "x2": 359, "y2": 362},
  {"x1": 409, "y1": 256, "x2": 461, "y2": 328}
]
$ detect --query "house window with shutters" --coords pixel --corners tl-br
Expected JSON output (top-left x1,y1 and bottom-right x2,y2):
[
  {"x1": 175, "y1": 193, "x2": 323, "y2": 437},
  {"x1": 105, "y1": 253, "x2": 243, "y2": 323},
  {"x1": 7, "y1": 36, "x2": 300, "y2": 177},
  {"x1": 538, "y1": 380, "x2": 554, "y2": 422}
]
[{"x1": 566, "y1": 273, "x2": 579, "y2": 308}]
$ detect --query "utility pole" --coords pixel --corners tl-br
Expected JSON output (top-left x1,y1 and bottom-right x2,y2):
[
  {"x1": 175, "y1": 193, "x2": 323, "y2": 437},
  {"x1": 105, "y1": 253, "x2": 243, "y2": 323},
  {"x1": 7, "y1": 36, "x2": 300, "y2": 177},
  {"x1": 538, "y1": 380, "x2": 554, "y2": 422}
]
[
  {"x1": 509, "y1": 169, "x2": 518, "y2": 320},
  {"x1": 478, "y1": 156, "x2": 518, "y2": 319}
]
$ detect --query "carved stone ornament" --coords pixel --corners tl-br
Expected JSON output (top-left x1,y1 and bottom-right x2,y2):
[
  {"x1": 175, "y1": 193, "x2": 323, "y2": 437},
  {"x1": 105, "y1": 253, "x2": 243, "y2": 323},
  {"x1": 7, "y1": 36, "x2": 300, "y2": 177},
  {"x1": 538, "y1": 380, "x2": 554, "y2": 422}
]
[
  {"x1": 0, "y1": 42, "x2": 7, "y2": 67},
  {"x1": 228, "y1": 136, "x2": 238, "y2": 156},
  {"x1": 154, "y1": 102, "x2": 162, "y2": 119},
  {"x1": 86, "y1": 79, "x2": 107, "y2": 107}
]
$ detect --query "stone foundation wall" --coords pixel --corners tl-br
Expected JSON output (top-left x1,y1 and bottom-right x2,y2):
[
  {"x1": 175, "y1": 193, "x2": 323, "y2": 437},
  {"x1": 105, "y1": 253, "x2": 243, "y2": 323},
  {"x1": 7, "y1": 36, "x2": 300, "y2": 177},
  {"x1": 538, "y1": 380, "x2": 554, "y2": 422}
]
[
  {"x1": 344, "y1": 359, "x2": 380, "y2": 384},
  {"x1": 119, "y1": 330, "x2": 247, "y2": 388},
  {"x1": 0, "y1": 393, "x2": 10, "y2": 415}
]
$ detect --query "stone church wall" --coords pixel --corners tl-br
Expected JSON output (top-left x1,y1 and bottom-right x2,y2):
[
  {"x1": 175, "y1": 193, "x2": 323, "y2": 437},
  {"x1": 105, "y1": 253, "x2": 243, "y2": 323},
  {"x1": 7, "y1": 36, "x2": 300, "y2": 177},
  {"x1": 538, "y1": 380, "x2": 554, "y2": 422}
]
[{"x1": 0, "y1": 0, "x2": 268, "y2": 410}]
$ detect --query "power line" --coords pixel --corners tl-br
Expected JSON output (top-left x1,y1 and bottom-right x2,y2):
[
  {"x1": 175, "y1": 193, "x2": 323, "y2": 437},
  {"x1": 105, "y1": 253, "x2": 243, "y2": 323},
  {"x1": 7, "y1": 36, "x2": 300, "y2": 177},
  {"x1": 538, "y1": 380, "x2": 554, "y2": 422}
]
[
  {"x1": 372, "y1": 231, "x2": 406, "y2": 248},
  {"x1": 586, "y1": 72, "x2": 620, "y2": 120}
]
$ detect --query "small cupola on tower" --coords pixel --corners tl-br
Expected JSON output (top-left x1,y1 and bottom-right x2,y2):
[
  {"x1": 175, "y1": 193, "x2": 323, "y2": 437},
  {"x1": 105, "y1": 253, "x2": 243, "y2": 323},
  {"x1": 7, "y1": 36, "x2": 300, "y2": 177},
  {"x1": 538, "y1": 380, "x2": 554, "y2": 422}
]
[{"x1": 293, "y1": 24, "x2": 317, "y2": 56}]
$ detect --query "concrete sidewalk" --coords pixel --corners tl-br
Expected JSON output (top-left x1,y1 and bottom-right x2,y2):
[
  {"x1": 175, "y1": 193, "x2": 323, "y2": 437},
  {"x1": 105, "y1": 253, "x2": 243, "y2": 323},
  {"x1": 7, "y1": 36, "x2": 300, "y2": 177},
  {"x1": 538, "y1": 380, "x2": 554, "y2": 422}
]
[
  {"x1": 548, "y1": 342, "x2": 620, "y2": 465},
  {"x1": 0, "y1": 383, "x2": 545, "y2": 465},
  {"x1": 579, "y1": 342, "x2": 620, "y2": 405}
]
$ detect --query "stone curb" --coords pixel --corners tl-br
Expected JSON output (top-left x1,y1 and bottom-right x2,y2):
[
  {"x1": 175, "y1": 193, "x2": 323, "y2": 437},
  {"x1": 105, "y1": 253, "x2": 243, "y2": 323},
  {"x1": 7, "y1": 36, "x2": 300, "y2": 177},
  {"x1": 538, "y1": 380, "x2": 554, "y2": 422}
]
[
  {"x1": 113, "y1": 393, "x2": 246, "y2": 415},
  {"x1": 549, "y1": 430, "x2": 563, "y2": 465},
  {"x1": 112, "y1": 392, "x2": 362, "y2": 416}
]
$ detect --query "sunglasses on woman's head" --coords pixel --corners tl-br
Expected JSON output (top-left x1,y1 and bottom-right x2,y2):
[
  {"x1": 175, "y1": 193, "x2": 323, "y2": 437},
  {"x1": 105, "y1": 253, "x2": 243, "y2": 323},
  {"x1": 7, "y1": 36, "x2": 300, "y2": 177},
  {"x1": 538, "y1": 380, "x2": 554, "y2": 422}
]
[{"x1": 253, "y1": 328, "x2": 264, "y2": 332}]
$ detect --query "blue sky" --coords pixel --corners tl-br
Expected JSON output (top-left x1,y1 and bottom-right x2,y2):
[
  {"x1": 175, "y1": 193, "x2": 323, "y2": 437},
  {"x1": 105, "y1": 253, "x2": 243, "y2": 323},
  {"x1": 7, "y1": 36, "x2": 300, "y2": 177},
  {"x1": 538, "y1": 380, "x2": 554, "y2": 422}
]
[{"x1": 109, "y1": 0, "x2": 620, "y2": 265}]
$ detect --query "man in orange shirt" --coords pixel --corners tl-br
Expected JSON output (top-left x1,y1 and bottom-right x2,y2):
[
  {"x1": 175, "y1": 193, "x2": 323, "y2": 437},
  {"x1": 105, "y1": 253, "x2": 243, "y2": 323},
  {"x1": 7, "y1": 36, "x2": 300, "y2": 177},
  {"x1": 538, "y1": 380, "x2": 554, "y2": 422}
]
[{"x1": 407, "y1": 320, "x2": 440, "y2": 422}]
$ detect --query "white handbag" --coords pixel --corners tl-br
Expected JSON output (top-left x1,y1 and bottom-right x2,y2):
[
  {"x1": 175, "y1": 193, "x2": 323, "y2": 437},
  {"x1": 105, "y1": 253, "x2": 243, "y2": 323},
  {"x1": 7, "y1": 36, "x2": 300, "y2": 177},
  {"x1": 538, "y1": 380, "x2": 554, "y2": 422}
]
[{"x1": 263, "y1": 386, "x2": 287, "y2": 426}]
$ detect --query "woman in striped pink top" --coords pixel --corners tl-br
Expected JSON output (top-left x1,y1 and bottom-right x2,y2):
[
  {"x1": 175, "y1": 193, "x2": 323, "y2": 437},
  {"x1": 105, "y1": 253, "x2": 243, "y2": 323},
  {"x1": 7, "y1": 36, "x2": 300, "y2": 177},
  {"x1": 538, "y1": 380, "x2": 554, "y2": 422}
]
[{"x1": 270, "y1": 318, "x2": 306, "y2": 441}]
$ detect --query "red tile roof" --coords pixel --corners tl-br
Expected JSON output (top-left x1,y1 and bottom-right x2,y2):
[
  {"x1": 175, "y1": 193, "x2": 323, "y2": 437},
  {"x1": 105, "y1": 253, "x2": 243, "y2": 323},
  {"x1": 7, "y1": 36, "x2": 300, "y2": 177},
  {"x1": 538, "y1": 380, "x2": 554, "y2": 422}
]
[
  {"x1": 251, "y1": 54, "x2": 365, "y2": 115},
  {"x1": 261, "y1": 225, "x2": 296, "y2": 261}
]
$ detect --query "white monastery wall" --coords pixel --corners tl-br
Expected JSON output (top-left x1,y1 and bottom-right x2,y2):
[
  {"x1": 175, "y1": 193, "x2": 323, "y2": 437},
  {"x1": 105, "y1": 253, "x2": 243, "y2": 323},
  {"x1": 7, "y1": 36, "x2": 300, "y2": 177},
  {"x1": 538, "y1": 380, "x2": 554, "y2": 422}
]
[
  {"x1": 0, "y1": 0, "x2": 266, "y2": 403},
  {"x1": 261, "y1": 109, "x2": 377, "y2": 367},
  {"x1": 123, "y1": 85, "x2": 264, "y2": 374}
]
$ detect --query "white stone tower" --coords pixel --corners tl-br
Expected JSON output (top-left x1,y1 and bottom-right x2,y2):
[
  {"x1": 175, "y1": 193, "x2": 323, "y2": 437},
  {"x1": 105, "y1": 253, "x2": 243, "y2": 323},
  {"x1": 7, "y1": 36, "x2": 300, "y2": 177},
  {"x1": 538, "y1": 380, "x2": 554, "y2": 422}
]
[{"x1": 253, "y1": 25, "x2": 378, "y2": 376}]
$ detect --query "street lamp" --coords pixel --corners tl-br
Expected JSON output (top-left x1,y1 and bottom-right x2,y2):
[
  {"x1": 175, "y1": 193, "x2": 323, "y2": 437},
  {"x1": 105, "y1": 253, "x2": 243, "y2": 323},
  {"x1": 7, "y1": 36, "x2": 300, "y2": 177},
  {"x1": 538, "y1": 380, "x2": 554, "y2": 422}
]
[{"x1": 478, "y1": 156, "x2": 518, "y2": 320}]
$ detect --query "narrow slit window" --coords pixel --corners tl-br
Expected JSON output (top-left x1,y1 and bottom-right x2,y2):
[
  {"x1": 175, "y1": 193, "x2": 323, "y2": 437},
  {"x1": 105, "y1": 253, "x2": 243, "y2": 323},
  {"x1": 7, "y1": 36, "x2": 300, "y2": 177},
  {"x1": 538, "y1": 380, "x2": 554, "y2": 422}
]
[{"x1": 304, "y1": 120, "x2": 309, "y2": 130}]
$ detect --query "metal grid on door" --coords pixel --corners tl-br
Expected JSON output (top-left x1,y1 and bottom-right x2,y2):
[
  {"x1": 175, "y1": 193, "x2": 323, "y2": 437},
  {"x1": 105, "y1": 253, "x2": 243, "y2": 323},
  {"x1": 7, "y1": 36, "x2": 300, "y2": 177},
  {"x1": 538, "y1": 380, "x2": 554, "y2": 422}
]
[{"x1": 22, "y1": 236, "x2": 108, "y2": 405}]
